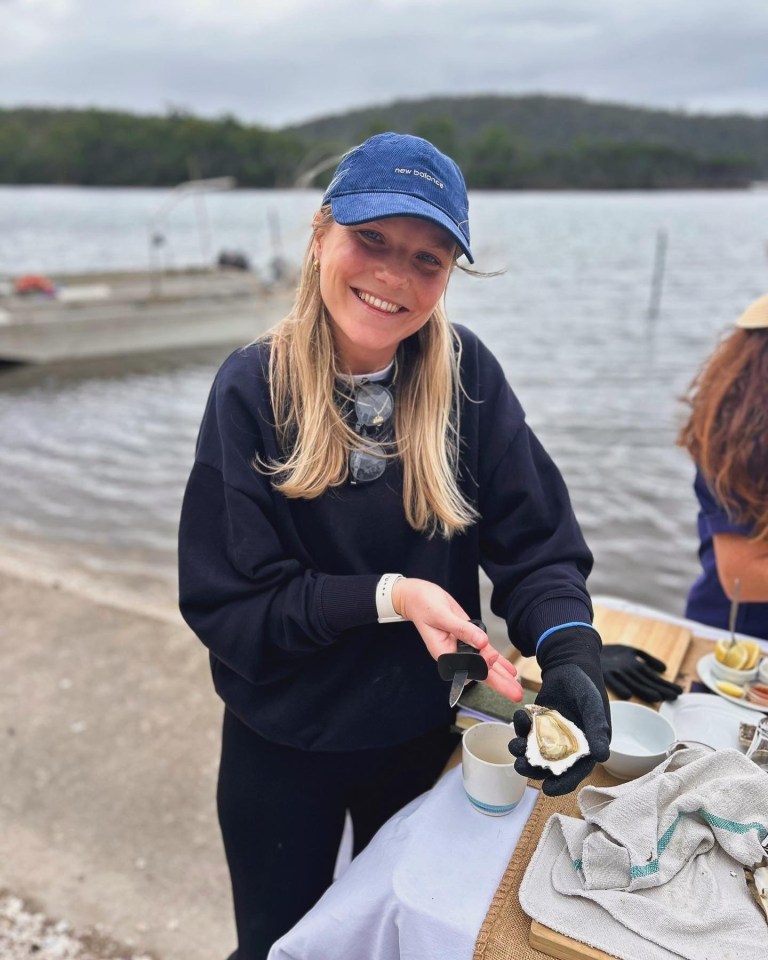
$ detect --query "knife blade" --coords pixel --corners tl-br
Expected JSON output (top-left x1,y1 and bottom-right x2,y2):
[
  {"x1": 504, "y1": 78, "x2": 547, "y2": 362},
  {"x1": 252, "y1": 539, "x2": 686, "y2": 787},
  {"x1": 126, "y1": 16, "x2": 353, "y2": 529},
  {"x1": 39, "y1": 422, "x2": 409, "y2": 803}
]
[
  {"x1": 437, "y1": 619, "x2": 489, "y2": 706},
  {"x1": 448, "y1": 641, "x2": 474, "y2": 706}
]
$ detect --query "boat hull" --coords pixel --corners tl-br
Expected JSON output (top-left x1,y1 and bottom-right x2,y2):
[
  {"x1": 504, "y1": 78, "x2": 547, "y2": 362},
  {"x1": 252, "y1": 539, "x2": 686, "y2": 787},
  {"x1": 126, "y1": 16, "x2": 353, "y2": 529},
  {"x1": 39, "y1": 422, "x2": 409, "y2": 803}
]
[{"x1": 0, "y1": 270, "x2": 294, "y2": 365}]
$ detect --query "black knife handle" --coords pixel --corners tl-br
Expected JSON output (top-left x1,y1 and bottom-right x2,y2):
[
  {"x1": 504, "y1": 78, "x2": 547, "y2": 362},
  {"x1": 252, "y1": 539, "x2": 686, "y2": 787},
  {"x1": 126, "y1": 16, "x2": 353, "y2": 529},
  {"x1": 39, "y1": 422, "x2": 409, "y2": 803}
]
[{"x1": 436, "y1": 620, "x2": 489, "y2": 682}]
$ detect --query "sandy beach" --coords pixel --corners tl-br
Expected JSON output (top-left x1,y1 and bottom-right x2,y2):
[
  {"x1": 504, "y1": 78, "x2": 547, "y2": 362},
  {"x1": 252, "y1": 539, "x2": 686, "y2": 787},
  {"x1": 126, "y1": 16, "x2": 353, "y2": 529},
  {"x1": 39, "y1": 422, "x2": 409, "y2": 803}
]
[{"x1": 0, "y1": 554, "x2": 235, "y2": 960}]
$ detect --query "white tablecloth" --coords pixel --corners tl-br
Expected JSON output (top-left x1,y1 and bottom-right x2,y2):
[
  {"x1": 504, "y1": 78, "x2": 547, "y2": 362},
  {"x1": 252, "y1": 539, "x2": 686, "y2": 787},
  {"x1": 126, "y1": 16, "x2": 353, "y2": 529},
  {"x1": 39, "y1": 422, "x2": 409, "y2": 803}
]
[{"x1": 267, "y1": 767, "x2": 538, "y2": 960}]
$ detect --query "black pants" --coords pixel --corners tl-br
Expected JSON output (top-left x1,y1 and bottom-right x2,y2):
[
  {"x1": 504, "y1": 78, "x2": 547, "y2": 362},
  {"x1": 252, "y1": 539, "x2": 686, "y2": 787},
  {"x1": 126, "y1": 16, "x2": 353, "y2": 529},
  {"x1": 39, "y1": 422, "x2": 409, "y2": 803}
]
[{"x1": 217, "y1": 708, "x2": 459, "y2": 960}]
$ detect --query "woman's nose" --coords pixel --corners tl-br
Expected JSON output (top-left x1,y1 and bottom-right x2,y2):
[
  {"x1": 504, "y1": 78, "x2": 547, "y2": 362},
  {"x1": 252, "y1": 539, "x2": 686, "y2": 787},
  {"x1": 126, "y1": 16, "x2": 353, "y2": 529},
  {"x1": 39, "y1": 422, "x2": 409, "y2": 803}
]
[{"x1": 373, "y1": 256, "x2": 409, "y2": 288}]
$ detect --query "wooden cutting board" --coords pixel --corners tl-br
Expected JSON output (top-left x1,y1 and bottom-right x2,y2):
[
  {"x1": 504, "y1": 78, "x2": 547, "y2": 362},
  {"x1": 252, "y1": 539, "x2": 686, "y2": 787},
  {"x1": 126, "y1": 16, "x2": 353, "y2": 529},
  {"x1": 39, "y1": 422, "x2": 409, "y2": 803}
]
[
  {"x1": 514, "y1": 603, "x2": 692, "y2": 700},
  {"x1": 529, "y1": 921, "x2": 617, "y2": 960}
]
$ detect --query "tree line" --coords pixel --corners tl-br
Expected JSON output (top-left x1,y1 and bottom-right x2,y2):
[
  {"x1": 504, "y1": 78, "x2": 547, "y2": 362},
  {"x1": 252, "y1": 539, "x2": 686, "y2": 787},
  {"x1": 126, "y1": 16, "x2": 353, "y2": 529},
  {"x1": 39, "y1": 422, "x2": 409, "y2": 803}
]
[{"x1": 0, "y1": 107, "x2": 759, "y2": 190}]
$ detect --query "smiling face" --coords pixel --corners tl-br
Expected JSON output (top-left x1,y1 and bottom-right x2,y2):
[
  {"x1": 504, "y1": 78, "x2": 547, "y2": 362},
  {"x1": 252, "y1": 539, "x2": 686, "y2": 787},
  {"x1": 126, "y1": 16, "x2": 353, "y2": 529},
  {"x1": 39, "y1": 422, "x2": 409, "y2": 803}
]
[{"x1": 314, "y1": 216, "x2": 456, "y2": 375}]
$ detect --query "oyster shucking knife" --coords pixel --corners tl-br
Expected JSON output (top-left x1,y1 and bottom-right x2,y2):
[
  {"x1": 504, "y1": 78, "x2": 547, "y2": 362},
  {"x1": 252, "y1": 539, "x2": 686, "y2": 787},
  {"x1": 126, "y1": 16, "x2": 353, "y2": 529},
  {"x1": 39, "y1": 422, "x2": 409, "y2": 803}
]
[{"x1": 437, "y1": 619, "x2": 489, "y2": 707}]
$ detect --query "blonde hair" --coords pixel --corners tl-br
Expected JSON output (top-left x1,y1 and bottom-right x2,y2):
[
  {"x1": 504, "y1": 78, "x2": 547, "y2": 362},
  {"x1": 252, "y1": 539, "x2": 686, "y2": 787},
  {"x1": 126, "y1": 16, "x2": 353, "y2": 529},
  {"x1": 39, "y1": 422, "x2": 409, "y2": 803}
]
[{"x1": 257, "y1": 208, "x2": 478, "y2": 538}]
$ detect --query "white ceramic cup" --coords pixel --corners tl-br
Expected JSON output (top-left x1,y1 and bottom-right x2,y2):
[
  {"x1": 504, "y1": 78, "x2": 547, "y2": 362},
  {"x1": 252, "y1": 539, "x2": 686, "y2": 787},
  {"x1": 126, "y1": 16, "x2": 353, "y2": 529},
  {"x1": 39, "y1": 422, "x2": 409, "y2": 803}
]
[{"x1": 461, "y1": 721, "x2": 527, "y2": 816}]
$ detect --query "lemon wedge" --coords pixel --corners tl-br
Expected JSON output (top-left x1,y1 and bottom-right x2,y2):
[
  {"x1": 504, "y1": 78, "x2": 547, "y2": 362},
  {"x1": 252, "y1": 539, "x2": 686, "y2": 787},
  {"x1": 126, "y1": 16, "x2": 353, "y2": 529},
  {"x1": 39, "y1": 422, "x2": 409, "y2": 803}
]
[
  {"x1": 714, "y1": 639, "x2": 732, "y2": 664},
  {"x1": 714, "y1": 640, "x2": 750, "y2": 669},
  {"x1": 716, "y1": 680, "x2": 746, "y2": 698},
  {"x1": 729, "y1": 646, "x2": 749, "y2": 669},
  {"x1": 742, "y1": 640, "x2": 762, "y2": 670}
]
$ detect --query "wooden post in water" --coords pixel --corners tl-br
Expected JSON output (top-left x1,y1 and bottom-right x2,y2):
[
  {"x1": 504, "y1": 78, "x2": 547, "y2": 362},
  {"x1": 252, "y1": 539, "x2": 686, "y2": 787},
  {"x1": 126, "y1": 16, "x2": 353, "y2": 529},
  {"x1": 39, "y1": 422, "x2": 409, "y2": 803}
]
[
  {"x1": 267, "y1": 207, "x2": 288, "y2": 283},
  {"x1": 647, "y1": 228, "x2": 668, "y2": 321},
  {"x1": 188, "y1": 157, "x2": 213, "y2": 269}
]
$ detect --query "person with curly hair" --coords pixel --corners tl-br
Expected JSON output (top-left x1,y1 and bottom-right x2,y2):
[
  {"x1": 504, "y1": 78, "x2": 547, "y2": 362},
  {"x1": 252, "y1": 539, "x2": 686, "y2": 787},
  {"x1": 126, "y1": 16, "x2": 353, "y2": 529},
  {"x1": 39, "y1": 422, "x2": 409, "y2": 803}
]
[{"x1": 677, "y1": 293, "x2": 768, "y2": 638}]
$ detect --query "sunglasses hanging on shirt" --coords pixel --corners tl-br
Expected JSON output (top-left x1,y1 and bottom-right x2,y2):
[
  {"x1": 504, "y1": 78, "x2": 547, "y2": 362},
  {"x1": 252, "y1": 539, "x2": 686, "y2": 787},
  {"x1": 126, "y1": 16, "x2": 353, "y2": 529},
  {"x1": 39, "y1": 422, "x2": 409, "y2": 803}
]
[{"x1": 347, "y1": 381, "x2": 394, "y2": 485}]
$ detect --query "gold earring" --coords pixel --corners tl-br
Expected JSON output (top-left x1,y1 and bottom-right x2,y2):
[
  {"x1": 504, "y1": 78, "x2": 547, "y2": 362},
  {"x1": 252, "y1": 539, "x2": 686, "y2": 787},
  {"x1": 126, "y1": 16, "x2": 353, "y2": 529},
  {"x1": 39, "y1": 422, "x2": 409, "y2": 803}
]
[{"x1": 312, "y1": 259, "x2": 320, "y2": 272}]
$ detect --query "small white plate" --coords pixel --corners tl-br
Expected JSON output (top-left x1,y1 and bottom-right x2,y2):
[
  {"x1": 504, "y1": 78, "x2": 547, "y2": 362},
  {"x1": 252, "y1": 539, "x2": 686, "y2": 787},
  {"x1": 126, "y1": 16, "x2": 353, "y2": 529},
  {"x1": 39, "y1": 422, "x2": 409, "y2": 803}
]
[
  {"x1": 696, "y1": 653, "x2": 768, "y2": 713},
  {"x1": 659, "y1": 693, "x2": 756, "y2": 751}
]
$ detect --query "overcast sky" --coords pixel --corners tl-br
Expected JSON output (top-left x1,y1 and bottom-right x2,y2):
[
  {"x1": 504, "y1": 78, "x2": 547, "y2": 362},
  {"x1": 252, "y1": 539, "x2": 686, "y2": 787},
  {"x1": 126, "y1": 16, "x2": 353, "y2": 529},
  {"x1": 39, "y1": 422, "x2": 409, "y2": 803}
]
[{"x1": 2, "y1": 0, "x2": 767, "y2": 128}]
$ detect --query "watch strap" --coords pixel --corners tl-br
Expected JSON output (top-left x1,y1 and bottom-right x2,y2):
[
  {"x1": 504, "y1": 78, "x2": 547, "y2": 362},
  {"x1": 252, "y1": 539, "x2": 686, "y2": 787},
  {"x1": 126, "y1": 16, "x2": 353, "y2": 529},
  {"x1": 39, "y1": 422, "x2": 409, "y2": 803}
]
[{"x1": 376, "y1": 573, "x2": 404, "y2": 623}]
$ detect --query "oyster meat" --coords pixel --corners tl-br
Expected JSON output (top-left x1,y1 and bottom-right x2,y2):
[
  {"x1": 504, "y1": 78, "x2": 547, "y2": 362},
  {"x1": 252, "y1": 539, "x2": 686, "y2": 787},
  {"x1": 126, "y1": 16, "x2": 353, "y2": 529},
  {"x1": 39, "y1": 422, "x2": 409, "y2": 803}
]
[{"x1": 524, "y1": 704, "x2": 590, "y2": 776}]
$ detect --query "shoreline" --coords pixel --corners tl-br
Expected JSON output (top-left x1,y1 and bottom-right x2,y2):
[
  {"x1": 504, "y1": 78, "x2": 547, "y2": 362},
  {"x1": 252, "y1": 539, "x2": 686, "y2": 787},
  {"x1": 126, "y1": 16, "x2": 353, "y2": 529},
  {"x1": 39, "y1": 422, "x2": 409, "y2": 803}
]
[{"x1": 0, "y1": 539, "x2": 182, "y2": 627}]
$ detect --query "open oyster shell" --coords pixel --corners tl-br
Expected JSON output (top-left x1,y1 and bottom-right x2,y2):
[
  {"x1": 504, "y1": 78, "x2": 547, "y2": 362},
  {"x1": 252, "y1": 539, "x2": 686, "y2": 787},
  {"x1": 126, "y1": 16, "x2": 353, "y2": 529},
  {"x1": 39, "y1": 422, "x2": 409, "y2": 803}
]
[
  {"x1": 524, "y1": 704, "x2": 590, "y2": 776},
  {"x1": 746, "y1": 864, "x2": 768, "y2": 924}
]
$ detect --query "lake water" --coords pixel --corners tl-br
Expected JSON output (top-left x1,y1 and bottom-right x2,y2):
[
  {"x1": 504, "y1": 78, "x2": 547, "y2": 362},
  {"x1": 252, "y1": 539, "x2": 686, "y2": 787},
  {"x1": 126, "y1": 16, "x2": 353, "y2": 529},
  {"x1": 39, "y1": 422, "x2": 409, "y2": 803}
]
[{"x1": 1, "y1": 185, "x2": 767, "y2": 629}]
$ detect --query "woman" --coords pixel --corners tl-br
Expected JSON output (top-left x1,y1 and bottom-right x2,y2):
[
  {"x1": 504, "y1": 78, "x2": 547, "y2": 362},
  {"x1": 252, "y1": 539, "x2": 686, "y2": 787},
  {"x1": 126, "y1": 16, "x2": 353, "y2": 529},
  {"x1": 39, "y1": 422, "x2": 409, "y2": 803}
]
[
  {"x1": 178, "y1": 132, "x2": 610, "y2": 960},
  {"x1": 678, "y1": 293, "x2": 768, "y2": 638}
]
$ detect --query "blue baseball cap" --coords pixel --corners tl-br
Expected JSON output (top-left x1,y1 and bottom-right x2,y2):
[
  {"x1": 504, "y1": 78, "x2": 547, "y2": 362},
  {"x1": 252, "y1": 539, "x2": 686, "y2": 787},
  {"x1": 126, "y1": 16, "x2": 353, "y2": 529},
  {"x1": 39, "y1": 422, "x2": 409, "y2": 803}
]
[{"x1": 322, "y1": 132, "x2": 473, "y2": 263}]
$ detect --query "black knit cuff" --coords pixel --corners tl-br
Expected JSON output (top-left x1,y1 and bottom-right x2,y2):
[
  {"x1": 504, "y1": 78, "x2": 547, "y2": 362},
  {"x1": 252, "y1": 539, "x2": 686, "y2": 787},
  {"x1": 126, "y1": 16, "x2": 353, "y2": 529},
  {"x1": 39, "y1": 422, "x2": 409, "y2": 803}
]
[{"x1": 319, "y1": 574, "x2": 380, "y2": 634}]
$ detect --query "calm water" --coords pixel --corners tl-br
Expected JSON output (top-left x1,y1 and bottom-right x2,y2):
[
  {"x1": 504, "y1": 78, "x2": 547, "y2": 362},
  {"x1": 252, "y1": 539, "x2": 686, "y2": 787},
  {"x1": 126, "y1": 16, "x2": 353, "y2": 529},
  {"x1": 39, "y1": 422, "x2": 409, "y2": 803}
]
[{"x1": 1, "y1": 186, "x2": 767, "y2": 624}]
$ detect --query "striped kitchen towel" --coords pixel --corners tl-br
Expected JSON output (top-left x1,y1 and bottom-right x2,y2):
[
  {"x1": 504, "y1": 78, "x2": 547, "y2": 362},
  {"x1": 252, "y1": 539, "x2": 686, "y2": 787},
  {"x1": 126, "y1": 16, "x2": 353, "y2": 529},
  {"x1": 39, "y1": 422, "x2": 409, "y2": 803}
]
[{"x1": 519, "y1": 746, "x2": 768, "y2": 960}]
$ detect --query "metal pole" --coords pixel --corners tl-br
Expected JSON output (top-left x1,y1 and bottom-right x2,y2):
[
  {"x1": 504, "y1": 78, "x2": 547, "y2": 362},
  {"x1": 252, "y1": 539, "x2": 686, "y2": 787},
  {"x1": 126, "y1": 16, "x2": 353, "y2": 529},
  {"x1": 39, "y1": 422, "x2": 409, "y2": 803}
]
[
  {"x1": 647, "y1": 229, "x2": 668, "y2": 321},
  {"x1": 188, "y1": 158, "x2": 213, "y2": 268},
  {"x1": 146, "y1": 176, "x2": 236, "y2": 286}
]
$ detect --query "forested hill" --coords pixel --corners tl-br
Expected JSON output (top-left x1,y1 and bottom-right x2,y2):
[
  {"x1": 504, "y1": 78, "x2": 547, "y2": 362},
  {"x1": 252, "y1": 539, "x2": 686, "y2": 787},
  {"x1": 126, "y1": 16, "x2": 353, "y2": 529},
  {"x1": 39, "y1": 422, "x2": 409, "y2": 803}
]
[
  {"x1": 287, "y1": 94, "x2": 768, "y2": 163},
  {"x1": 286, "y1": 94, "x2": 768, "y2": 188},
  {"x1": 2, "y1": 94, "x2": 767, "y2": 188}
]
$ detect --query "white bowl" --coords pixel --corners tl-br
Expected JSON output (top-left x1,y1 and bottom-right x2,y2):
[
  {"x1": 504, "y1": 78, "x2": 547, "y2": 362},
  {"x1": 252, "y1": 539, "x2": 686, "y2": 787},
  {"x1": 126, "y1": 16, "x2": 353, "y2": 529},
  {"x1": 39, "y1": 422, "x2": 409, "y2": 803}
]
[
  {"x1": 710, "y1": 658, "x2": 759, "y2": 685},
  {"x1": 758, "y1": 658, "x2": 768, "y2": 685},
  {"x1": 602, "y1": 701, "x2": 676, "y2": 781}
]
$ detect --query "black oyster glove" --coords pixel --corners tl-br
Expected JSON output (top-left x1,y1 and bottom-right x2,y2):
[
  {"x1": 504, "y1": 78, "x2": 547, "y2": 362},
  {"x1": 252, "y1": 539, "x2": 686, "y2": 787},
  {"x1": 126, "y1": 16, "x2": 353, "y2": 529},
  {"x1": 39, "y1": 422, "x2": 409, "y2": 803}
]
[
  {"x1": 509, "y1": 626, "x2": 611, "y2": 797},
  {"x1": 601, "y1": 644, "x2": 683, "y2": 703}
]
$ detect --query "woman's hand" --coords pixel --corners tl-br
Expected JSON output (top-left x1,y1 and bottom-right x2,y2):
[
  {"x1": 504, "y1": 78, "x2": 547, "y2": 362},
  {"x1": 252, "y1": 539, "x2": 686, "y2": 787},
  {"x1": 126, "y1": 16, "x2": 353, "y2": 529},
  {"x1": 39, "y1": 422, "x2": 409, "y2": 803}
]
[{"x1": 392, "y1": 578, "x2": 523, "y2": 702}]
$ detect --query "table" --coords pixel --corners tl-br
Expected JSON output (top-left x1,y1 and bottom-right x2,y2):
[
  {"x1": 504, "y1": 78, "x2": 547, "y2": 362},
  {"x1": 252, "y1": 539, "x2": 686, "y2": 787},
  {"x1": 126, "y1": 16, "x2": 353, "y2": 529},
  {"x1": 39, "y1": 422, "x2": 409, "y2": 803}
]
[
  {"x1": 267, "y1": 768, "x2": 539, "y2": 960},
  {"x1": 266, "y1": 602, "x2": 766, "y2": 960}
]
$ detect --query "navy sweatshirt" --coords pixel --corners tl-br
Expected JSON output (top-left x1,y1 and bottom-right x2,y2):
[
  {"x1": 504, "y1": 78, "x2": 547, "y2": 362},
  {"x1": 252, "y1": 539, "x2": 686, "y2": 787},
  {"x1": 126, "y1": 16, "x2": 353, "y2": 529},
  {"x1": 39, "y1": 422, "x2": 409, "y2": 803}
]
[{"x1": 178, "y1": 325, "x2": 594, "y2": 750}]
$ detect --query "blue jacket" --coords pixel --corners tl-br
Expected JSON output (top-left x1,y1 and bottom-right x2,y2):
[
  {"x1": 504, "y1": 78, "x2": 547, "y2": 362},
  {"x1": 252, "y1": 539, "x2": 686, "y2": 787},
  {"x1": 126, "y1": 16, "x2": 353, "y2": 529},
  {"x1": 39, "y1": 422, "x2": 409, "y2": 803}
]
[{"x1": 686, "y1": 468, "x2": 768, "y2": 640}]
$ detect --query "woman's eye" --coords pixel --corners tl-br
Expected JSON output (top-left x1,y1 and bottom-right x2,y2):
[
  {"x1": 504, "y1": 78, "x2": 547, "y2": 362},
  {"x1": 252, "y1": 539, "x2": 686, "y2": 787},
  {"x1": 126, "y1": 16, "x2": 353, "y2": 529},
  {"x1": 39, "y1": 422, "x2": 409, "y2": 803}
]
[
  {"x1": 417, "y1": 253, "x2": 442, "y2": 267},
  {"x1": 359, "y1": 230, "x2": 383, "y2": 243}
]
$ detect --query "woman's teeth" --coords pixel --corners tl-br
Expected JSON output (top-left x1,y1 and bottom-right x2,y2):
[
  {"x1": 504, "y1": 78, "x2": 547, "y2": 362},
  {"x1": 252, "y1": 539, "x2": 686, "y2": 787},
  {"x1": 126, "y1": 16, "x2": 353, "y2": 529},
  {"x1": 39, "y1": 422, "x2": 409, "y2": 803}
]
[{"x1": 356, "y1": 290, "x2": 401, "y2": 314}]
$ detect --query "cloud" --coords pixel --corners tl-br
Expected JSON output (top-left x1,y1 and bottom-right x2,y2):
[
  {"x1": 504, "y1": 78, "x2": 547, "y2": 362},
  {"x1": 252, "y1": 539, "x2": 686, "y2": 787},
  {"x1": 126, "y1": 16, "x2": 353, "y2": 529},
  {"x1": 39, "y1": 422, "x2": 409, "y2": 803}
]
[{"x1": 1, "y1": 0, "x2": 766, "y2": 125}]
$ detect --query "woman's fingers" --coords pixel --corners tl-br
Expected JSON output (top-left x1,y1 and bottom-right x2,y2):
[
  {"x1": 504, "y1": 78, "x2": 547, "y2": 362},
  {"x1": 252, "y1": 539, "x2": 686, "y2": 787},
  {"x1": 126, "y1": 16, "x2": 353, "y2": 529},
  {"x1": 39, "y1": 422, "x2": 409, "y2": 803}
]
[
  {"x1": 493, "y1": 655, "x2": 519, "y2": 679},
  {"x1": 486, "y1": 664, "x2": 524, "y2": 701},
  {"x1": 446, "y1": 627, "x2": 523, "y2": 702},
  {"x1": 486, "y1": 656, "x2": 524, "y2": 701}
]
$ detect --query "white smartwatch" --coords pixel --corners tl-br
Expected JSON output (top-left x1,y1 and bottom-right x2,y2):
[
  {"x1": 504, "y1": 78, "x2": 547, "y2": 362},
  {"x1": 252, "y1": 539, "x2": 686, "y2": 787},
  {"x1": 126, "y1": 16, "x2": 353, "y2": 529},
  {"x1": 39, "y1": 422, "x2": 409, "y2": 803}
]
[{"x1": 376, "y1": 573, "x2": 405, "y2": 623}]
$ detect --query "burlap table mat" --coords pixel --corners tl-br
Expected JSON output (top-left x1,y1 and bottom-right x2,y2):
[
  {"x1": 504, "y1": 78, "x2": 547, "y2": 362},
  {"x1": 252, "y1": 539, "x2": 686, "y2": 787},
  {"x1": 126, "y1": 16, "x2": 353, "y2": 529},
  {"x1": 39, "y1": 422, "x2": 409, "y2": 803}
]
[
  {"x1": 473, "y1": 765, "x2": 620, "y2": 960},
  {"x1": 473, "y1": 632, "x2": 716, "y2": 960}
]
